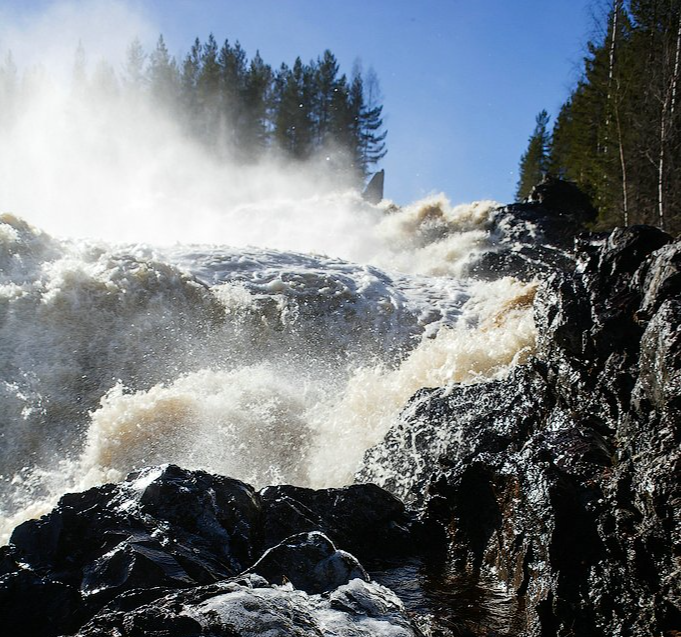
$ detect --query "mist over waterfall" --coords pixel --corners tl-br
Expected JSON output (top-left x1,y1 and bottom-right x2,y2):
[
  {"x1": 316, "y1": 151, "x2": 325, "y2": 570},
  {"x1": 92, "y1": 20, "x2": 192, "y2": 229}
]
[{"x1": 0, "y1": 194, "x2": 537, "y2": 542}]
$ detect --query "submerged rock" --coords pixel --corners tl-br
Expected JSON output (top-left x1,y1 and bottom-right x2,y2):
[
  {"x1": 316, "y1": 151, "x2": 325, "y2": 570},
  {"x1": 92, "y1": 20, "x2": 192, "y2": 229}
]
[{"x1": 359, "y1": 225, "x2": 680, "y2": 636}]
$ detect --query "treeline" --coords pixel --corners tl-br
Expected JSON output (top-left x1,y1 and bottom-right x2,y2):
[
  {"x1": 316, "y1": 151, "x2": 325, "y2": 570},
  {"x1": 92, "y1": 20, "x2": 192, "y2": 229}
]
[
  {"x1": 0, "y1": 35, "x2": 387, "y2": 184},
  {"x1": 517, "y1": 0, "x2": 681, "y2": 235}
]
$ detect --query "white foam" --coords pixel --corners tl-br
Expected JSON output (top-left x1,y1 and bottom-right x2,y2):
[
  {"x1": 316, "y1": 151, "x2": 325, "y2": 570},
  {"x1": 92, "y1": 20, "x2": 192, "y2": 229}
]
[{"x1": 0, "y1": 199, "x2": 536, "y2": 543}]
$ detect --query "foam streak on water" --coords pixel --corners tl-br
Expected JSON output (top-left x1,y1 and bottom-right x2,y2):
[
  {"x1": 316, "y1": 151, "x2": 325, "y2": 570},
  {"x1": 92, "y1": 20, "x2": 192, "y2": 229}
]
[{"x1": 0, "y1": 195, "x2": 537, "y2": 543}]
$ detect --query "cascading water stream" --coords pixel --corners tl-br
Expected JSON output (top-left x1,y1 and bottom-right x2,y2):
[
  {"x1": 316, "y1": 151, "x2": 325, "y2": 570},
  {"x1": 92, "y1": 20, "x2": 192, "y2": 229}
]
[{"x1": 0, "y1": 195, "x2": 537, "y2": 544}]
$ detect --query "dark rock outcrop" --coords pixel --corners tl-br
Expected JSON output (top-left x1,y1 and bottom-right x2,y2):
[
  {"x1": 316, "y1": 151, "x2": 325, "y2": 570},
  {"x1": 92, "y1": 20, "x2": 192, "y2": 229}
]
[
  {"x1": 467, "y1": 177, "x2": 597, "y2": 280},
  {"x1": 359, "y1": 225, "x2": 680, "y2": 636},
  {"x1": 0, "y1": 464, "x2": 420, "y2": 637},
  {"x1": 527, "y1": 175, "x2": 597, "y2": 224},
  {"x1": 362, "y1": 169, "x2": 385, "y2": 204}
]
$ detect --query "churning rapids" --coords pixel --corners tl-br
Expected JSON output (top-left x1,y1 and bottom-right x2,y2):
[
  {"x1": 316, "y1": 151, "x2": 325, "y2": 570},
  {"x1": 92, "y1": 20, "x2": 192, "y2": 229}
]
[{"x1": 0, "y1": 193, "x2": 537, "y2": 543}]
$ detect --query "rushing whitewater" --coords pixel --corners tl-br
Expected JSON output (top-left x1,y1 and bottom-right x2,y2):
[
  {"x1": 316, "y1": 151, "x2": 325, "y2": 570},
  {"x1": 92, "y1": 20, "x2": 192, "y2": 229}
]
[{"x1": 0, "y1": 194, "x2": 537, "y2": 542}]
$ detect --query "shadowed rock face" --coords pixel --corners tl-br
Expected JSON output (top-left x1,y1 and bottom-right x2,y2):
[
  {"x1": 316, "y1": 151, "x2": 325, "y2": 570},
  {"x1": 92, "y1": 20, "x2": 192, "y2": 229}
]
[{"x1": 359, "y1": 224, "x2": 680, "y2": 636}]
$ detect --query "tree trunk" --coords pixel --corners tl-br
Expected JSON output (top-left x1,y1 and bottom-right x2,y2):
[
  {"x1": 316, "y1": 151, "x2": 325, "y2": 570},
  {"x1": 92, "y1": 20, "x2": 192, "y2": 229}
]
[
  {"x1": 615, "y1": 100, "x2": 629, "y2": 225},
  {"x1": 658, "y1": 13, "x2": 681, "y2": 230}
]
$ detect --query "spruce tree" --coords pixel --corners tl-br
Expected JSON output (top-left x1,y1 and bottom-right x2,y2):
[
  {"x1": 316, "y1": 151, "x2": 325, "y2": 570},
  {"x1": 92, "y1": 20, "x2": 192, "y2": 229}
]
[
  {"x1": 273, "y1": 58, "x2": 314, "y2": 160},
  {"x1": 148, "y1": 35, "x2": 180, "y2": 109},
  {"x1": 0, "y1": 52, "x2": 18, "y2": 129},
  {"x1": 357, "y1": 68, "x2": 387, "y2": 174},
  {"x1": 123, "y1": 38, "x2": 147, "y2": 94},
  {"x1": 218, "y1": 39, "x2": 247, "y2": 152},
  {"x1": 240, "y1": 51, "x2": 273, "y2": 159},
  {"x1": 516, "y1": 110, "x2": 550, "y2": 200},
  {"x1": 180, "y1": 38, "x2": 202, "y2": 132},
  {"x1": 196, "y1": 34, "x2": 222, "y2": 147},
  {"x1": 313, "y1": 50, "x2": 340, "y2": 145},
  {"x1": 72, "y1": 40, "x2": 88, "y2": 95}
]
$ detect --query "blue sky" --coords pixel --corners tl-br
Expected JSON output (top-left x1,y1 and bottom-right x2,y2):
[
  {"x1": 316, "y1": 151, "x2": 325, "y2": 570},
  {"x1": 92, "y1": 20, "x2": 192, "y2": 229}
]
[{"x1": 1, "y1": 0, "x2": 597, "y2": 206}]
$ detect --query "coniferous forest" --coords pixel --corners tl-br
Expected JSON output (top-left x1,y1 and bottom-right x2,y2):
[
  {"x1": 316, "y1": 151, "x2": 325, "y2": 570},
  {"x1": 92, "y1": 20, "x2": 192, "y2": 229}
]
[
  {"x1": 0, "y1": 34, "x2": 387, "y2": 187},
  {"x1": 517, "y1": 0, "x2": 681, "y2": 235}
]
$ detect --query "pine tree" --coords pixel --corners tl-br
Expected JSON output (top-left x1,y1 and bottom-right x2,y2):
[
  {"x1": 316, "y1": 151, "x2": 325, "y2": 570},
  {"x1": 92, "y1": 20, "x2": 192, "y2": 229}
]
[
  {"x1": 123, "y1": 37, "x2": 147, "y2": 95},
  {"x1": 180, "y1": 38, "x2": 202, "y2": 132},
  {"x1": 72, "y1": 40, "x2": 88, "y2": 96},
  {"x1": 357, "y1": 67, "x2": 387, "y2": 174},
  {"x1": 196, "y1": 34, "x2": 222, "y2": 147},
  {"x1": 273, "y1": 58, "x2": 315, "y2": 160},
  {"x1": 240, "y1": 51, "x2": 273, "y2": 159},
  {"x1": 313, "y1": 50, "x2": 340, "y2": 145},
  {"x1": 148, "y1": 35, "x2": 180, "y2": 109},
  {"x1": 218, "y1": 39, "x2": 247, "y2": 152},
  {"x1": 92, "y1": 60, "x2": 119, "y2": 100},
  {"x1": 516, "y1": 110, "x2": 550, "y2": 200},
  {"x1": 0, "y1": 51, "x2": 18, "y2": 130}
]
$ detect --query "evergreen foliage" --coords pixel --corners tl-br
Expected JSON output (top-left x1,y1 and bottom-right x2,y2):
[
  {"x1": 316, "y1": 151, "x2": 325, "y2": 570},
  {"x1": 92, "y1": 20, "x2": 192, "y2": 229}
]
[
  {"x1": 148, "y1": 35, "x2": 180, "y2": 111},
  {"x1": 0, "y1": 35, "x2": 388, "y2": 185},
  {"x1": 521, "y1": 0, "x2": 681, "y2": 234},
  {"x1": 516, "y1": 110, "x2": 550, "y2": 200}
]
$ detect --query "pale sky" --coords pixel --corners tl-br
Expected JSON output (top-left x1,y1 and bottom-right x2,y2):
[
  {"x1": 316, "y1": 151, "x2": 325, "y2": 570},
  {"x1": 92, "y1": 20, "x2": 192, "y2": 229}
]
[{"x1": 0, "y1": 0, "x2": 596, "y2": 206}]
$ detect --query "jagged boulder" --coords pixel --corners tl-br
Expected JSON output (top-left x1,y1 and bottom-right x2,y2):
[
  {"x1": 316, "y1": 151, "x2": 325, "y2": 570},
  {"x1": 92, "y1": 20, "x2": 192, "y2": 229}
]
[
  {"x1": 0, "y1": 464, "x2": 420, "y2": 637},
  {"x1": 467, "y1": 178, "x2": 596, "y2": 280},
  {"x1": 359, "y1": 225, "x2": 680, "y2": 636}
]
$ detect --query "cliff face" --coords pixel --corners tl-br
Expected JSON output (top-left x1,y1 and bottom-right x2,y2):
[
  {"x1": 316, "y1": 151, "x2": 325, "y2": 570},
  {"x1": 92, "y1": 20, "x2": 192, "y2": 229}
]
[
  {"x1": 1, "y1": 184, "x2": 679, "y2": 636},
  {"x1": 360, "y1": 224, "x2": 680, "y2": 636}
]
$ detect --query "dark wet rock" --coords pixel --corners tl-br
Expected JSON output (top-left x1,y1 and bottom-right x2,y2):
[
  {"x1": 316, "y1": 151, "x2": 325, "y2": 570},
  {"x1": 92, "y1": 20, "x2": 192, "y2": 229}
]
[
  {"x1": 526, "y1": 175, "x2": 597, "y2": 223},
  {"x1": 0, "y1": 567, "x2": 83, "y2": 636},
  {"x1": 635, "y1": 238, "x2": 681, "y2": 321},
  {"x1": 359, "y1": 225, "x2": 681, "y2": 636},
  {"x1": 259, "y1": 482, "x2": 415, "y2": 562},
  {"x1": 362, "y1": 168, "x2": 385, "y2": 204},
  {"x1": 247, "y1": 531, "x2": 369, "y2": 593},
  {"x1": 8, "y1": 466, "x2": 261, "y2": 594},
  {"x1": 467, "y1": 178, "x2": 596, "y2": 280},
  {"x1": 74, "y1": 574, "x2": 420, "y2": 637},
  {"x1": 0, "y1": 464, "x2": 419, "y2": 637}
]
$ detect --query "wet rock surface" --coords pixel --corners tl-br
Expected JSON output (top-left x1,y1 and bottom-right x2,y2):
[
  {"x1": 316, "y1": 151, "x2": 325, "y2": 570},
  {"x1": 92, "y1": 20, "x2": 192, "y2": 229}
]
[
  {"x1": 74, "y1": 574, "x2": 419, "y2": 637},
  {"x1": 0, "y1": 464, "x2": 420, "y2": 636},
  {"x1": 467, "y1": 177, "x2": 597, "y2": 280},
  {"x1": 360, "y1": 224, "x2": 680, "y2": 636}
]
